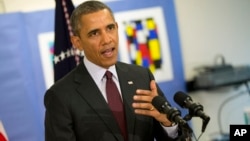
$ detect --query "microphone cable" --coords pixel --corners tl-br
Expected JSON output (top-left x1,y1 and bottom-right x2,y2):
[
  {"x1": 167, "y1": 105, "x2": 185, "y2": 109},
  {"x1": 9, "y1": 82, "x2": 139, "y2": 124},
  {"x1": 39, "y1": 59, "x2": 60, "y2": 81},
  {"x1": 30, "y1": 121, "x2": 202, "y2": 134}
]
[{"x1": 217, "y1": 82, "x2": 250, "y2": 136}]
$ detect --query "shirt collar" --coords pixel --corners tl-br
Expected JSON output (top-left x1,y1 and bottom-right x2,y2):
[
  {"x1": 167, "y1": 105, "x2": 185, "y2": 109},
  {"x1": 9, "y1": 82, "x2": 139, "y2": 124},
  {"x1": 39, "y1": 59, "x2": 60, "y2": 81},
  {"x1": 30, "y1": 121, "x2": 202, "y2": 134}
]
[{"x1": 83, "y1": 57, "x2": 118, "y2": 81}]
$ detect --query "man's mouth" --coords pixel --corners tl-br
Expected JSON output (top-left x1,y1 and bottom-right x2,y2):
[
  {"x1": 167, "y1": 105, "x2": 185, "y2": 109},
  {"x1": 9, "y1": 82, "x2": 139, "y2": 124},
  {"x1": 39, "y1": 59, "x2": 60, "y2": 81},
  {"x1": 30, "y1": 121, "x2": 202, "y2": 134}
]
[{"x1": 102, "y1": 48, "x2": 115, "y2": 57}]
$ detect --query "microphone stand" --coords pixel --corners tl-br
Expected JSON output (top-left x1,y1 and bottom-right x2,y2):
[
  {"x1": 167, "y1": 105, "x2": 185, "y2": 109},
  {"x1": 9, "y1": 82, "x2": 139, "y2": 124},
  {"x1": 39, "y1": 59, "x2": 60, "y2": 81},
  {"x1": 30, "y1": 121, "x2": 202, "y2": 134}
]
[
  {"x1": 177, "y1": 123, "x2": 193, "y2": 141},
  {"x1": 179, "y1": 104, "x2": 210, "y2": 141},
  {"x1": 167, "y1": 108, "x2": 193, "y2": 141}
]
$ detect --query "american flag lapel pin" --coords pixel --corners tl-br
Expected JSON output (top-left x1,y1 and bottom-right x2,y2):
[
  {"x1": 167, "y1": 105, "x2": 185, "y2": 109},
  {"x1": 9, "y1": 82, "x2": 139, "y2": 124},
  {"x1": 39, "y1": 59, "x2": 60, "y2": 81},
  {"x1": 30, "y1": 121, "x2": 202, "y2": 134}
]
[{"x1": 128, "y1": 81, "x2": 133, "y2": 85}]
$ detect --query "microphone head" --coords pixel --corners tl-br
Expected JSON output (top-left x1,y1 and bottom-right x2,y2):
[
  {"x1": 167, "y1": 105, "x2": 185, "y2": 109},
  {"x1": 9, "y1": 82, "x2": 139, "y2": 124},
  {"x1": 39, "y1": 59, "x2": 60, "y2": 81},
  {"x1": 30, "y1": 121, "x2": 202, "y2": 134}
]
[
  {"x1": 174, "y1": 91, "x2": 192, "y2": 108},
  {"x1": 152, "y1": 96, "x2": 167, "y2": 112}
]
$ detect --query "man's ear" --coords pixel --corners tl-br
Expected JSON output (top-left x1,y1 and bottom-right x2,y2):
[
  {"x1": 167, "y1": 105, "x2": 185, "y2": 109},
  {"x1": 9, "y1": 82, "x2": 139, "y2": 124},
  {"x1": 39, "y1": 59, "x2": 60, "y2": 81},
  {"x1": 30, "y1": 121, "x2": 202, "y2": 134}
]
[{"x1": 71, "y1": 35, "x2": 83, "y2": 50}]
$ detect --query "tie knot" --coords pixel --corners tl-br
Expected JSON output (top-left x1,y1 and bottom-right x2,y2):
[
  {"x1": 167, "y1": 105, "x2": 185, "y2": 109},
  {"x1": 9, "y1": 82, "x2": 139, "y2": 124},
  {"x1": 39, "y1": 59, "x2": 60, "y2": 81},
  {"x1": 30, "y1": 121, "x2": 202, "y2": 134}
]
[{"x1": 105, "y1": 71, "x2": 113, "y2": 79}]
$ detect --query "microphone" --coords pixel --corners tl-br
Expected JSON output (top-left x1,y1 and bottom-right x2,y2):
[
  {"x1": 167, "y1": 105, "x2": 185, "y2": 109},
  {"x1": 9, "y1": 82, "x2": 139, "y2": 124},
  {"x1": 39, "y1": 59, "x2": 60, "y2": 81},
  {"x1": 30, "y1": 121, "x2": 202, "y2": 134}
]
[
  {"x1": 174, "y1": 91, "x2": 210, "y2": 132},
  {"x1": 152, "y1": 95, "x2": 186, "y2": 126}
]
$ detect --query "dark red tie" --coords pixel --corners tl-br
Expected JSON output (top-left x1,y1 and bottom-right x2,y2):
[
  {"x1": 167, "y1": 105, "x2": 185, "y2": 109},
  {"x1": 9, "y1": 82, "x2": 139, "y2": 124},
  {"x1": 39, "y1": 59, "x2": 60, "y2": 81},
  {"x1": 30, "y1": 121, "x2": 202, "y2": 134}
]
[{"x1": 105, "y1": 71, "x2": 127, "y2": 140}]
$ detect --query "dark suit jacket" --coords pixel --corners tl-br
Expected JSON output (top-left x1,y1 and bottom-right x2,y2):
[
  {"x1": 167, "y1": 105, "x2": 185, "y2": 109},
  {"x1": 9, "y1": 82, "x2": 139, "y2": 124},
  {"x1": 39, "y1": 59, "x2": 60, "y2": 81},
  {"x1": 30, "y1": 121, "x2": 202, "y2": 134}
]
[{"x1": 44, "y1": 61, "x2": 176, "y2": 141}]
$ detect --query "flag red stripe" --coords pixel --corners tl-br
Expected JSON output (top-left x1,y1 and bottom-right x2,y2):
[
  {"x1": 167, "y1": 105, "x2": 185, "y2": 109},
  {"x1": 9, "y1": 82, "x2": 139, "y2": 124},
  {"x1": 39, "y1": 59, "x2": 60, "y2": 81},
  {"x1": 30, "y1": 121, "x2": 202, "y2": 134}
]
[{"x1": 0, "y1": 133, "x2": 6, "y2": 141}]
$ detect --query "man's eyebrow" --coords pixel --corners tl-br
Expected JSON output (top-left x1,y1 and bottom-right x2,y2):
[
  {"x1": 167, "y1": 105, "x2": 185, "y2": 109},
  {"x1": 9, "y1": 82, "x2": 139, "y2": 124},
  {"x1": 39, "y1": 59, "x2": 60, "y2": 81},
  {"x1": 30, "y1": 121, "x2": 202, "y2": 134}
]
[
  {"x1": 87, "y1": 28, "x2": 99, "y2": 36},
  {"x1": 107, "y1": 23, "x2": 116, "y2": 27},
  {"x1": 86, "y1": 23, "x2": 116, "y2": 36}
]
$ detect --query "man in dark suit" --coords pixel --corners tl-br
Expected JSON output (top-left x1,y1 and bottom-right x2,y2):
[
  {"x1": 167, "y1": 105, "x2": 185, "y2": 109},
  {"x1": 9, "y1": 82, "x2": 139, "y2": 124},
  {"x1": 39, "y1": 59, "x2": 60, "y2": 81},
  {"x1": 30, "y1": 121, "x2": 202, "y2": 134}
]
[{"x1": 44, "y1": 1, "x2": 180, "y2": 141}]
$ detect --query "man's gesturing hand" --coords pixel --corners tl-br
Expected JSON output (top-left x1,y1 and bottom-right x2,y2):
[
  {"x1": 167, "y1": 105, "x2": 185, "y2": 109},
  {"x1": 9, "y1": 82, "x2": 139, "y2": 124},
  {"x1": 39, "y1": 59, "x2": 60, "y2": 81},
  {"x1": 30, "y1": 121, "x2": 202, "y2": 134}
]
[{"x1": 132, "y1": 80, "x2": 172, "y2": 127}]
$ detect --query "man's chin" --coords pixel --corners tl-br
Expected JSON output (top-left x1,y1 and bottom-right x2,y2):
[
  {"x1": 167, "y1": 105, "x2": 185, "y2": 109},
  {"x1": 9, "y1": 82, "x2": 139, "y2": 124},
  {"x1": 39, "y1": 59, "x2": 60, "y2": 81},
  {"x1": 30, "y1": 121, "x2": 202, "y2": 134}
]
[{"x1": 102, "y1": 59, "x2": 117, "y2": 68}]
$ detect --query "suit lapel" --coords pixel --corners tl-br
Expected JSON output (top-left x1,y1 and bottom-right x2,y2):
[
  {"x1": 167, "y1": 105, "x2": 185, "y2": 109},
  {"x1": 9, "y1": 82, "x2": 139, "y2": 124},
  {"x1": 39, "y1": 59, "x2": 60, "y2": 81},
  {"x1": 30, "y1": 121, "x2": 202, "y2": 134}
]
[
  {"x1": 116, "y1": 63, "x2": 137, "y2": 137},
  {"x1": 73, "y1": 62, "x2": 122, "y2": 140}
]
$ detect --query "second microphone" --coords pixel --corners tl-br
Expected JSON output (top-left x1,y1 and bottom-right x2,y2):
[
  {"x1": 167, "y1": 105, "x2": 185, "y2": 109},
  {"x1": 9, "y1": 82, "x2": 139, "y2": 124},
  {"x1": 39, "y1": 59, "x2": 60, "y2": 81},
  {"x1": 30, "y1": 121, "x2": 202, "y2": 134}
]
[{"x1": 152, "y1": 95, "x2": 186, "y2": 126}]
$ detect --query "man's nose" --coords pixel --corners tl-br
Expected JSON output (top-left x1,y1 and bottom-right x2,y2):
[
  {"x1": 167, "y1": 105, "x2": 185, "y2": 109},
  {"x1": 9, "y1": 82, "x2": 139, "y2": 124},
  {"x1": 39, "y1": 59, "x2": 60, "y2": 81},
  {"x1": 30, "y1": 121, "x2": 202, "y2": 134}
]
[{"x1": 102, "y1": 31, "x2": 112, "y2": 44}]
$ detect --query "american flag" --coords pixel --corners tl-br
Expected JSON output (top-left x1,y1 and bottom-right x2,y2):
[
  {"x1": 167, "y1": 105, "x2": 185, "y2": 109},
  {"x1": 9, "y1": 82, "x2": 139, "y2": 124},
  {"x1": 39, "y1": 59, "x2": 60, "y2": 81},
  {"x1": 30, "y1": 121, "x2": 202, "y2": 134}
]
[{"x1": 53, "y1": 0, "x2": 83, "y2": 82}]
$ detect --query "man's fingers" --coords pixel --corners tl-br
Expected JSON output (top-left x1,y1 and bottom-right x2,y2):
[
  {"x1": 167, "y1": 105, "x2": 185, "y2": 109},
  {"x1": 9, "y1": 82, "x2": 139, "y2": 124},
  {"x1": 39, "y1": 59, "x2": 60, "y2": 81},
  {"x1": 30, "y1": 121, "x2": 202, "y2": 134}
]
[
  {"x1": 150, "y1": 80, "x2": 157, "y2": 96},
  {"x1": 133, "y1": 95, "x2": 151, "y2": 101},
  {"x1": 136, "y1": 80, "x2": 157, "y2": 96},
  {"x1": 136, "y1": 89, "x2": 151, "y2": 95},
  {"x1": 132, "y1": 102, "x2": 153, "y2": 110},
  {"x1": 134, "y1": 80, "x2": 158, "y2": 103}
]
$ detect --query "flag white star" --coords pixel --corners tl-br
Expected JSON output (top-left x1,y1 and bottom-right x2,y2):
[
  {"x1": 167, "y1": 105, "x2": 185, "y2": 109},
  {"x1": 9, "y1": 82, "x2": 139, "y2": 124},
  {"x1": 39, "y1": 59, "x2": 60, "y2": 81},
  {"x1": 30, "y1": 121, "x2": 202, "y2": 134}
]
[
  {"x1": 80, "y1": 50, "x2": 85, "y2": 56},
  {"x1": 75, "y1": 49, "x2": 80, "y2": 56},
  {"x1": 60, "y1": 51, "x2": 66, "y2": 61},
  {"x1": 71, "y1": 48, "x2": 75, "y2": 56},
  {"x1": 66, "y1": 49, "x2": 71, "y2": 57},
  {"x1": 54, "y1": 55, "x2": 60, "y2": 64}
]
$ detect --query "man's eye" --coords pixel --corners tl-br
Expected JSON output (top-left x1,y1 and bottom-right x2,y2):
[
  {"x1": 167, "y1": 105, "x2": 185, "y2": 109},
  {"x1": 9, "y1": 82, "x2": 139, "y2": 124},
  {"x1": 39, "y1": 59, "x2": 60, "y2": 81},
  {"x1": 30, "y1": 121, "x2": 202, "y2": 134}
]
[
  {"x1": 89, "y1": 31, "x2": 98, "y2": 37},
  {"x1": 107, "y1": 25, "x2": 115, "y2": 31}
]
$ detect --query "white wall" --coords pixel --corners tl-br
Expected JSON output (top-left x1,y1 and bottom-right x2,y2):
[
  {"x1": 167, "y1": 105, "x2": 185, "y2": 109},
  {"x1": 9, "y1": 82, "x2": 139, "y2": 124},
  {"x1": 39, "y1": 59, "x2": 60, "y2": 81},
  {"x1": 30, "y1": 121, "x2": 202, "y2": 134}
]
[
  {"x1": 0, "y1": 0, "x2": 119, "y2": 13},
  {"x1": 175, "y1": 0, "x2": 250, "y2": 140},
  {"x1": 1, "y1": 0, "x2": 250, "y2": 140},
  {"x1": 175, "y1": 0, "x2": 250, "y2": 80}
]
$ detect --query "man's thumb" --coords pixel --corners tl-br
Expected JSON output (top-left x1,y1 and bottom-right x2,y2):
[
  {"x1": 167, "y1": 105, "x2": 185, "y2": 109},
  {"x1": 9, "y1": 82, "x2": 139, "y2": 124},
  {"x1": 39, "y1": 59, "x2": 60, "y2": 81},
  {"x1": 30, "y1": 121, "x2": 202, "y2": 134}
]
[{"x1": 150, "y1": 80, "x2": 157, "y2": 94}]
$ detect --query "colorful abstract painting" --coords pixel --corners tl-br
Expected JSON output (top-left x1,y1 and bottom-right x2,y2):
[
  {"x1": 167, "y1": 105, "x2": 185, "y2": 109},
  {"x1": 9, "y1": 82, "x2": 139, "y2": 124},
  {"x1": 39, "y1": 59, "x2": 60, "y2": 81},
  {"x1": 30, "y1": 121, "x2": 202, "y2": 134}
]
[
  {"x1": 124, "y1": 18, "x2": 162, "y2": 73},
  {"x1": 115, "y1": 7, "x2": 173, "y2": 82}
]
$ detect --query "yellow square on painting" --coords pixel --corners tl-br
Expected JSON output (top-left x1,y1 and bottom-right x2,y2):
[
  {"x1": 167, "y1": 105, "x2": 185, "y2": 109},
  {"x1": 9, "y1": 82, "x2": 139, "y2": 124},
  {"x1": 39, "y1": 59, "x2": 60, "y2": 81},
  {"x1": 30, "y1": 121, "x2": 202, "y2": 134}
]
[
  {"x1": 125, "y1": 25, "x2": 133, "y2": 36},
  {"x1": 146, "y1": 19, "x2": 155, "y2": 30},
  {"x1": 149, "y1": 39, "x2": 161, "y2": 60}
]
